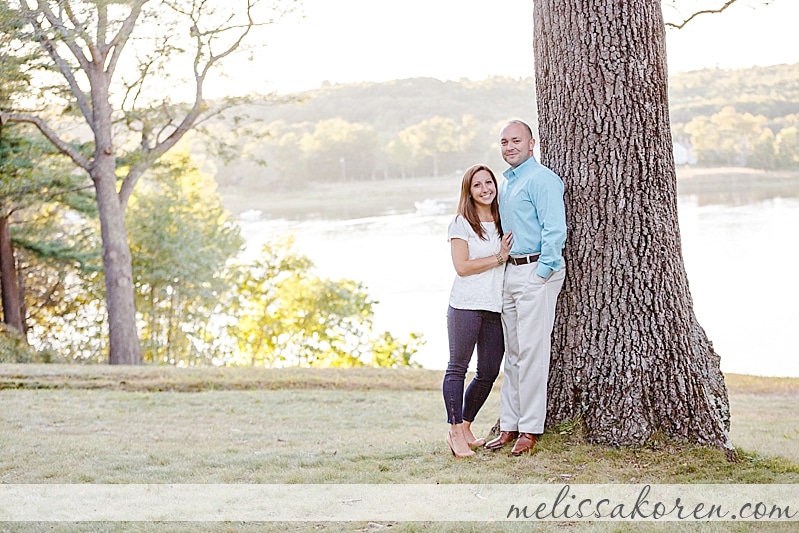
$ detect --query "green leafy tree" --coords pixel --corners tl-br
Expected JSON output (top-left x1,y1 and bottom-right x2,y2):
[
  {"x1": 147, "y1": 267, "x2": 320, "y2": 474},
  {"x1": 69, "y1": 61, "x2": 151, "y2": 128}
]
[
  {"x1": 1, "y1": 127, "x2": 96, "y2": 345},
  {"x1": 228, "y1": 236, "x2": 422, "y2": 368},
  {"x1": 0, "y1": 125, "x2": 104, "y2": 361},
  {"x1": 0, "y1": 131, "x2": 31, "y2": 335},
  {"x1": 1, "y1": 31, "x2": 101, "y2": 353},
  {"x1": 370, "y1": 331, "x2": 424, "y2": 369},
  {"x1": 16, "y1": 206, "x2": 105, "y2": 362},
  {"x1": 126, "y1": 150, "x2": 243, "y2": 365},
  {"x1": 2, "y1": 0, "x2": 295, "y2": 364},
  {"x1": 781, "y1": 114, "x2": 799, "y2": 129},
  {"x1": 227, "y1": 235, "x2": 311, "y2": 366},
  {"x1": 748, "y1": 128, "x2": 776, "y2": 170},
  {"x1": 684, "y1": 106, "x2": 768, "y2": 166},
  {"x1": 302, "y1": 118, "x2": 378, "y2": 181},
  {"x1": 775, "y1": 126, "x2": 799, "y2": 170},
  {"x1": 1, "y1": 1, "x2": 38, "y2": 336},
  {"x1": 457, "y1": 114, "x2": 482, "y2": 158},
  {"x1": 385, "y1": 135, "x2": 415, "y2": 179},
  {"x1": 398, "y1": 116, "x2": 460, "y2": 177},
  {"x1": 274, "y1": 130, "x2": 308, "y2": 188}
]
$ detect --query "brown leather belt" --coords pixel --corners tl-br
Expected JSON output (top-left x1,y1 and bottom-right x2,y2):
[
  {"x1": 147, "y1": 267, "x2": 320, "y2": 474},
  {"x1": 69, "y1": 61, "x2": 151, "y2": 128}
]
[{"x1": 508, "y1": 254, "x2": 540, "y2": 266}]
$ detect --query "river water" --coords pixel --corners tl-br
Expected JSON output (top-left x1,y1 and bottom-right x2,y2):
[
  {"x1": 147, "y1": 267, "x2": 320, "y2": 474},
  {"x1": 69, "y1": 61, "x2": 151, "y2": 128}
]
[{"x1": 239, "y1": 185, "x2": 799, "y2": 378}]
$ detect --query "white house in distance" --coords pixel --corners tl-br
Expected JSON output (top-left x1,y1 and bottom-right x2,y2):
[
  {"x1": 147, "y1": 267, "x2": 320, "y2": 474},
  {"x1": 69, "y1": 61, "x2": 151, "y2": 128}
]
[{"x1": 673, "y1": 141, "x2": 697, "y2": 166}]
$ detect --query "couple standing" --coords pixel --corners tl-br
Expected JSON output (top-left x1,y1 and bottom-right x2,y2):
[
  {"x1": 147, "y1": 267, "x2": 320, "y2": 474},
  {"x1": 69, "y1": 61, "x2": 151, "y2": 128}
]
[{"x1": 443, "y1": 120, "x2": 567, "y2": 458}]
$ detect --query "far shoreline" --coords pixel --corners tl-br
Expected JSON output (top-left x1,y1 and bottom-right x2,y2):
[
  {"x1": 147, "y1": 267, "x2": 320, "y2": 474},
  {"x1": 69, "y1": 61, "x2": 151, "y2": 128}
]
[{"x1": 219, "y1": 167, "x2": 799, "y2": 221}]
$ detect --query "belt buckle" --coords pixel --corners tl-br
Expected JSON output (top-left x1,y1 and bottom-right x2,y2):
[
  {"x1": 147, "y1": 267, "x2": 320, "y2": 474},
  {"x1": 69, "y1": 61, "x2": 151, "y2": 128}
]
[{"x1": 512, "y1": 254, "x2": 539, "y2": 266}]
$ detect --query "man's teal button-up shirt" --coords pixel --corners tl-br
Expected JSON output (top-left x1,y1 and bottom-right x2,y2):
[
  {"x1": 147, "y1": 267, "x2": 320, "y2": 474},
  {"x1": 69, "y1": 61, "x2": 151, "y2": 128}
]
[{"x1": 499, "y1": 156, "x2": 567, "y2": 278}]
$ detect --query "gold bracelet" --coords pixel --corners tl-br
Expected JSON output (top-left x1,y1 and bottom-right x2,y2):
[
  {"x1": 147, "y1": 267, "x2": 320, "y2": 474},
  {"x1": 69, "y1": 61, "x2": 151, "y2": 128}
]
[{"x1": 495, "y1": 253, "x2": 504, "y2": 265}]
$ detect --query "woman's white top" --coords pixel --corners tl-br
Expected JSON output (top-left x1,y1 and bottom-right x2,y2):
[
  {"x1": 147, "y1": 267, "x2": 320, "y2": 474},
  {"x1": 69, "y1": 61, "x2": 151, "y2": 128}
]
[{"x1": 447, "y1": 215, "x2": 504, "y2": 313}]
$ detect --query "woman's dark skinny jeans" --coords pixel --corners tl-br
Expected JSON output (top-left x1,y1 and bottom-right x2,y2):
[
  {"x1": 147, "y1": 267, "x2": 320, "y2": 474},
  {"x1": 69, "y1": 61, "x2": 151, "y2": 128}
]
[{"x1": 443, "y1": 306, "x2": 504, "y2": 425}]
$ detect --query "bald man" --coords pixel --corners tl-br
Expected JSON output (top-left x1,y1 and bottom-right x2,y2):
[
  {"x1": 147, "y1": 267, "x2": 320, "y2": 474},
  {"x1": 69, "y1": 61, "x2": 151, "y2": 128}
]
[{"x1": 485, "y1": 120, "x2": 567, "y2": 456}]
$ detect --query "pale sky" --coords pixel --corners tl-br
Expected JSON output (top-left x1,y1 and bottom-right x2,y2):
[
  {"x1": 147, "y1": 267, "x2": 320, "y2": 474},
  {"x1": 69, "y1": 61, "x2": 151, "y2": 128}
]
[{"x1": 205, "y1": 0, "x2": 799, "y2": 97}]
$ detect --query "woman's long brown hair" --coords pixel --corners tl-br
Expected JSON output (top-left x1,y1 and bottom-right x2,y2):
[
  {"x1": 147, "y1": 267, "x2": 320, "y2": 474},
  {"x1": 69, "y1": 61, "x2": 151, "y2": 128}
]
[{"x1": 456, "y1": 164, "x2": 502, "y2": 241}]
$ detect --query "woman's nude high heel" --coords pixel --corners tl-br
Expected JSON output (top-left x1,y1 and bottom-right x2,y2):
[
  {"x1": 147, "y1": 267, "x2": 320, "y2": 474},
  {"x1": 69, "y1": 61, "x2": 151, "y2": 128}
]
[
  {"x1": 463, "y1": 421, "x2": 486, "y2": 448},
  {"x1": 446, "y1": 424, "x2": 475, "y2": 458}
]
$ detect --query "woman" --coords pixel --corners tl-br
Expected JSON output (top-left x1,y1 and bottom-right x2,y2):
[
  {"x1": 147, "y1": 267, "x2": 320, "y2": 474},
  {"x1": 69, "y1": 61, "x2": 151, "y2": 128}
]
[{"x1": 443, "y1": 164, "x2": 512, "y2": 458}]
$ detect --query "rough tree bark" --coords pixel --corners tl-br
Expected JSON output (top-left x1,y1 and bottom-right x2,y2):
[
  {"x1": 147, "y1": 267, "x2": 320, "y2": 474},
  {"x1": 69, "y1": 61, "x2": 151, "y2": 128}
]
[
  {"x1": 533, "y1": 0, "x2": 733, "y2": 453},
  {"x1": 0, "y1": 213, "x2": 25, "y2": 335},
  {"x1": 91, "y1": 68, "x2": 140, "y2": 365}
]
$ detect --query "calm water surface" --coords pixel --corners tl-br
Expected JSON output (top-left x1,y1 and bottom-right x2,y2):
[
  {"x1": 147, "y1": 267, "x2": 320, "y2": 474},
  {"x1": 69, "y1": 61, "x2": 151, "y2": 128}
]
[{"x1": 240, "y1": 192, "x2": 799, "y2": 378}]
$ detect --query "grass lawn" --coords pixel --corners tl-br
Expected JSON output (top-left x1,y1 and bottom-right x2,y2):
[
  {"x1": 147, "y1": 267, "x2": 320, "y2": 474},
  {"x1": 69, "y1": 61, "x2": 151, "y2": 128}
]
[{"x1": 1, "y1": 365, "x2": 798, "y2": 532}]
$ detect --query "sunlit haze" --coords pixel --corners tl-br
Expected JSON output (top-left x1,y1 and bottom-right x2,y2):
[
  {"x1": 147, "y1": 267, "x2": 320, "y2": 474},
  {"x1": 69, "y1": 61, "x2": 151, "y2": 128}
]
[{"x1": 205, "y1": 0, "x2": 799, "y2": 97}]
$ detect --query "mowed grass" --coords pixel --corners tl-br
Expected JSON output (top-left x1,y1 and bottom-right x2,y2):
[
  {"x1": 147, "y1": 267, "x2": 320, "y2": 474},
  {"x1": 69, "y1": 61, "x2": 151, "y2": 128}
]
[
  {"x1": 2, "y1": 365, "x2": 799, "y2": 532},
  {"x1": 2, "y1": 365, "x2": 798, "y2": 482}
]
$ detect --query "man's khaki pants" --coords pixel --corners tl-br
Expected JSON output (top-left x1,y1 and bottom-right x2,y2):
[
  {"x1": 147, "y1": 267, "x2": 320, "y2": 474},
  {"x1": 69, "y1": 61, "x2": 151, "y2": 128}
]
[{"x1": 499, "y1": 263, "x2": 566, "y2": 434}]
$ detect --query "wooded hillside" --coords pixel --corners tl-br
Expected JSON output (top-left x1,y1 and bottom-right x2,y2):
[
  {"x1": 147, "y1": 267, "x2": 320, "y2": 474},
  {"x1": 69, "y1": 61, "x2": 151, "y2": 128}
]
[
  {"x1": 190, "y1": 63, "x2": 799, "y2": 192},
  {"x1": 669, "y1": 63, "x2": 799, "y2": 123}
]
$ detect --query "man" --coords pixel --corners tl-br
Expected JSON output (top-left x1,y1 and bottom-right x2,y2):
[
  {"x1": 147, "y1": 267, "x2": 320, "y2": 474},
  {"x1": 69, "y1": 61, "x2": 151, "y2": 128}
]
[{"x1": 485, "y1": 120, "x2": 567, "y2": 456}]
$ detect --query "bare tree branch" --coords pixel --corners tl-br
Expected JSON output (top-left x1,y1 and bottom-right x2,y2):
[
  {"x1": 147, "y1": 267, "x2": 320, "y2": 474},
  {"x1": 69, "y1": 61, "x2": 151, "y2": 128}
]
[
  {"x1": 664, "y1": 0, "x2": 775, "y2": 29},
  {"x1": 34, "y1": 0, "x2": 93, "y2": 71},
  {"x1": 106, "y1": 0, "x2": 148, "y2": 79},
  {"x1": 118, "y1": 0, "x2": 260, "y2": 207},
  {"x1": 0, "y1": 111, "x2": 91, "y2": 170},
  {"x1": 4, "y1": 181, "x2": 93, "y2": 212},
  {"x1": 94, "y1": 0, "x2": 108, "y2": 48},
  {"x1": 19, "y1": 1, "x2": 94, "y2": 128},
  {"x1": 60, "y1": 0, "x2": 93, "y2": 49},
  {"x1": 119, "y1": 48, "x2": 159, "y2": 117},
  {"x1": 155, "y1": 103, "x2": 178, "y2": 144}
]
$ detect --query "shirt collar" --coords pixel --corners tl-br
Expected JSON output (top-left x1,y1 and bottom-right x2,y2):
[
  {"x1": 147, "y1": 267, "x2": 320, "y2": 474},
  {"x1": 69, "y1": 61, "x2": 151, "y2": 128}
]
[{"x1": 503, "y1": 155, "x2": 538, "y2": 180}]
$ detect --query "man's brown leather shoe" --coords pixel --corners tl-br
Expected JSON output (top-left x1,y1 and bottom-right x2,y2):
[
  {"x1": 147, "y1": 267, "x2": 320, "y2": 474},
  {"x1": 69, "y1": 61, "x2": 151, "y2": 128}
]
[
  {"x1": 484, "y1": 431, "x2": 518, "y2": 450},
  {"x1": 510, "y1": 433, "x2": 538, "y2": 456}
]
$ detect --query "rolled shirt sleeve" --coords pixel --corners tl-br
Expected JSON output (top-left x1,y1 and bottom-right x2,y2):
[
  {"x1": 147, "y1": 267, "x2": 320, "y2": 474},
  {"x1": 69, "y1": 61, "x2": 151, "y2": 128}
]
[{"x1": 530, "y1": 172, "x2": 566, "y2": 278}]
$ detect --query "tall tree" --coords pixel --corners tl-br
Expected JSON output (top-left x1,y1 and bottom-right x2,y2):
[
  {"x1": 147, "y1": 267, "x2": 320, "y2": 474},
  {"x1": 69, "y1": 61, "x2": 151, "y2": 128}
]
[
  {"x1": 398, "y1": 117, "x2": 460, "y2": 177},
  {"x1": 1, "y1": 0, "x2": 294, "y2": 364},
  {"x1": 534, "y1": 1, "x2": 733, "y2": 454},
  {"x1": 0, "y1": 209, "x2": 23, "y2": 333},
  {"x1": 127, "y1": 151, "x2": 243, "y2": 365},
  {"x1": 0, "y1": 132, "x2": 25, "y2": 335},
  {"x1": 0, "y1": 131, "x2": 92, "y2": 340},
  {"x1": 228, "y1": 236, "x2": 423, "y2": 368},
  {"x1": 0, "y1": 1, "x2": 34, "y2": 336}
]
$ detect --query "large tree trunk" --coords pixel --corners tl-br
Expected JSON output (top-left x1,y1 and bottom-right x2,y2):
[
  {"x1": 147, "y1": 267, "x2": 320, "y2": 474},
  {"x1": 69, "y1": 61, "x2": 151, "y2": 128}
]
[
  {"x1": 534, "y1": 0, "x2": 732, "y2": 452},
  {"x1": 94, "y1": 171, "x2": 141, "y2": 365},
  {"x1": 0, "y1": 213, "x2": 25, "y2": 336},
  {"x1": 91, "y1": 74, "x2": 142, "y2": 365}
]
